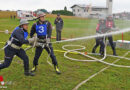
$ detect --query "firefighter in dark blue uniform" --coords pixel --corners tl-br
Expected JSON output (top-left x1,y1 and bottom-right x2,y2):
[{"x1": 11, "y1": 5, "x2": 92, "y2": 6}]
[
  {"x1": 30, "y1": 11, "x2": 61, "y2": 74},
  {"x1": 0, "y1": 19, "x2": 36, "y2": 76},
  {"x1": 92, "y1": 16, "x2": 106, "y2": 56}
]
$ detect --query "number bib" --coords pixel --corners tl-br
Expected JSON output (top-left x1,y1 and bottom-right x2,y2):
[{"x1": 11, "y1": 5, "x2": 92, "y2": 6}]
[
  {"x1": 11, "y1": 26, "x2": 28, "y2": 40},
  {"x1": 24, "y1": 32, "x2": 28, "y2": 40},
  {"x1": 36, "y1": 24, "x2": 47, "y2": 36},
  {"x1": 106, "y1": 21, "x2": 113, "y2": 28}
]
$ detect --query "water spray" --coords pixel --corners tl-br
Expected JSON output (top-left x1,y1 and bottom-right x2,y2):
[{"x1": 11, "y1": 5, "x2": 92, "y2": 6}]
[{"x1": 53, "y1": 28, "x2": 130, "y2": 44}]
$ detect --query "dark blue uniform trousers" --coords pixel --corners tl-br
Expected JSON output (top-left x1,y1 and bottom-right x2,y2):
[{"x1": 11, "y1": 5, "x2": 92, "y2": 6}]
[
  {"x1": 0, "y1": 46, "x2": 29, "y2": 71},
  {"x1": 33, "y1": 44, "x2": 58, "y2": 66},
  {"x1": 56, "y1": 30, "x2": 62, "y2": 41},
  {"x1": 107, "y1": 35, "x2": 115, "y2": 51},
  {"x1": 92, "y1": 37, "x2": 105, "y2": 54}
]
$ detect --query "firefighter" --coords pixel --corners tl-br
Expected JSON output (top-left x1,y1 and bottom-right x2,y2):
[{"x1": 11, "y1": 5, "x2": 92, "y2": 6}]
[
  {"x1": 92, "y1": 16, "x2": 106, "y2": 56},
  {"x1": 0, "y1": 19, "x2": 36, "y2": 76},
  {"x1": 106, "y1": 15, "x2": 117, "y2": 56},
  {"x1": 30, "y1": 11, "x2": 61, "y2": 74},
  {"x1": 54, "y1": 13, "x2": 64, "y2": 41}
]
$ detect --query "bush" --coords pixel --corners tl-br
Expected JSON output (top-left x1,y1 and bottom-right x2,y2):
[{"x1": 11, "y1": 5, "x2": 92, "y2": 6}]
[{"x1": 52, "y1": 10, "x2": 73, "y2": 16}]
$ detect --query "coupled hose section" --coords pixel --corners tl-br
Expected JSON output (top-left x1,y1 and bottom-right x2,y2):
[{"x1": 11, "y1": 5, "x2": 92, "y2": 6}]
[
  {"x1": 62, "y1": 35, "x2": 130, "y2": 68},
  {"x1": 62, "y1": 44, "x2": 130, "y2": 68}
]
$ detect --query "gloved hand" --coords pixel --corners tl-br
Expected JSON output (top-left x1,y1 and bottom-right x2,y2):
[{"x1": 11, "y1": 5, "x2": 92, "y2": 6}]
[
  {"x1": 28, "y1": 37, "x2": 38, "y2": 45},
  {"x1": 28, "y1": 37, "x2": 35, "y2": 44},
  {"x1": 111, "y1": 28, "x2": 116, "y2": 31},
  {"x1": 97, "y1": 31, "x2": 103, "y2": 34},
  {"x1": 110, "y1": 27, "x2": 119, "y2": 31},
  {"x1": 46, "y1": 38, "x2": 50, "y2": 44},
  {"x1": 112, "y1": 27, "x2": 119, "y2": 31},
  {"x1": 35, "y1": 42, "x2": 44, "y2": 47}
]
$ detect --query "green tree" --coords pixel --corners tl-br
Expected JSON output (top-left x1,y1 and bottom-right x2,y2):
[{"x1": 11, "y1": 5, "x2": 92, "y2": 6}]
[
  {"x1": 64, "y1": 6, "x2": 67, "y2": 11},
  {"x1": 52, "y1": 10, "x2": 73, "y2": 16}
]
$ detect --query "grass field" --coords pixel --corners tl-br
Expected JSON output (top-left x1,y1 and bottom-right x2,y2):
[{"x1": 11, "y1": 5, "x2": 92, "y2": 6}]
[{"x1": 0, "y1": 14, "x2": 130, "y2": 90}]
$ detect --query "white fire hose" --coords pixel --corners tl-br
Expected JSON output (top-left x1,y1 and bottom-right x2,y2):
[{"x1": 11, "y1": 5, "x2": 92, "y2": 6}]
[{"x1": 62, "y1": 44, "x2": 130, "y2": 68}]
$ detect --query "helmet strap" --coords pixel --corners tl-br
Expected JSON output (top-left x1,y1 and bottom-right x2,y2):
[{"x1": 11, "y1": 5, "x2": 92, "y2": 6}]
[{"x1": 39, "y1": 19, "x2": 44, "y2": 24}]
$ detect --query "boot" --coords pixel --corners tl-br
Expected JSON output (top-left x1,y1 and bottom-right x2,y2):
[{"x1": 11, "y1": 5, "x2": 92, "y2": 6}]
[
  {"x1": 113, "y1": 50, "x2": 117, "y2": 56},
  {"x1": 54, "y1": 65, "x2": 61, "y2": 74},
  {"x1": 99, "y1": 49, "x2": 102, "y2": 55},
  {"x1": 100, "y1": 51, "x2": 104, "y2": 57},
  {"x1": 24, "y1": 71, "x2": 35, "y2": 76},
  {"x1": 92, "y1": 48, "x2": 96, "y2": 53},
  {"x1": 31, "y1": 65, "x2": 37, "y2": 73}
]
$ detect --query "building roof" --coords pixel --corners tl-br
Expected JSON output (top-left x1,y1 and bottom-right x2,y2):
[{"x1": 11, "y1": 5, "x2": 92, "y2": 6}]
[
  {"x1": 71, "y1": 4, "x2": 87, "y2": 8},
  {"x1": 71, "y1": 4, "x2": 108, "y2": 9}
]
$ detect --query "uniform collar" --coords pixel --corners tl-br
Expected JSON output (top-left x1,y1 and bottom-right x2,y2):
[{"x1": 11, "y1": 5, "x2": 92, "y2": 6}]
[
  {"x1": 57, "y1": 17, "x2": 61, "y2": 20},
  {"x1": 21, "y1": 28, "x2": 28, "y2": 32},
  {"x1": 37, "y1": 20, "x2": 46, "y2": 25}
]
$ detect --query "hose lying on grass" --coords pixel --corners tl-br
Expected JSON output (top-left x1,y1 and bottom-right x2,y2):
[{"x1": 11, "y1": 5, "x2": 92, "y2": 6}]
[{"x1": 62, "y1": 44, "x2": 130, "y2": 68}]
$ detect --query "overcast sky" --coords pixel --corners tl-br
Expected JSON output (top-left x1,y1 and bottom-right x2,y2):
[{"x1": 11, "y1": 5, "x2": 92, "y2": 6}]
[{"x1": 0, "y1": 0, "x2": 129, "y2": 13}]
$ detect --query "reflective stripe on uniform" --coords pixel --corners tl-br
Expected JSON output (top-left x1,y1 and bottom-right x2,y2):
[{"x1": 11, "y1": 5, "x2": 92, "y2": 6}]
[{"x1": 10, "y1": 44, "x2": 21, "y2": 49}]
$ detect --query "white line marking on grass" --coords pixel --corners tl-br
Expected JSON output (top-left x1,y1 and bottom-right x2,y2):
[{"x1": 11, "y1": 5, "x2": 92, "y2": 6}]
[{"x1": 73, "y1": 51, "x2": 130, "y2": 90}]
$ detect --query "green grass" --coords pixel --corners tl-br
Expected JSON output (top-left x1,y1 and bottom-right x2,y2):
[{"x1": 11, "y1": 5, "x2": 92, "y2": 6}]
[{"x1": 0, "y1": 17, "x2": 130, "y2": 90}]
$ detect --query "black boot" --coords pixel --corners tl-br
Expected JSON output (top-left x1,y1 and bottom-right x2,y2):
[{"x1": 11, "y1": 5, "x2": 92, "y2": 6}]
[
  {"x1": 54, "y1": 65, "x2": 61, "y2": 75},
  {"x1": 99, "y1": 49, "x2": 102, "y2": 55},
  {"x1": 100, "y1": 51, "x2": 104, "y2": 57},
  {"x1": 92, "y1": 48, "x2": 96, "y2": 53},
  {"x1": 31, "y1": 65, "x2": 37, "y2": 73},
  {"x1": 113, "y1": 50, "x2": 117, "y2": 56},
  {"x1": 24, "y1": 71, "x2": 35, "y2": 76}
]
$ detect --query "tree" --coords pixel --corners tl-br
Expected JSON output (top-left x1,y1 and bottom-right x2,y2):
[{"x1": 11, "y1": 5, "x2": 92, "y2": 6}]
[
  {"x1": 35, "y1": 9, "x2": 48, "y2": 14},
  {"x1": 64, "y1": 6, "x2": 67, "y2": 11},
  {"x1": 52, "y1": 10, "x2": 73, "y2": 16}
]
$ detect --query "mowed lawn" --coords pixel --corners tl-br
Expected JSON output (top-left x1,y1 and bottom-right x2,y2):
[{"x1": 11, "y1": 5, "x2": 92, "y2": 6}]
[{"x1": 0, "y1": 15, "x2": 130, "y2": 90}]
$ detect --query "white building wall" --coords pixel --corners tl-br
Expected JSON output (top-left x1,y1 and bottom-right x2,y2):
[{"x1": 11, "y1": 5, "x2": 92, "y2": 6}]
[
  {"x1": 72, "y1": 6, "x2": 89, "y2": 17},
  {"x1": 91, "y1": 9, "x2": 107, "y2": 15},
  {"x1": 72, "y1": 6, "x2": 108, "y2": 18}
]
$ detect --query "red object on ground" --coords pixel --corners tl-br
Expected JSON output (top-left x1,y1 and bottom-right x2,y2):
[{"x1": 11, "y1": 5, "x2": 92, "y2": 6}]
[
  {"x1": 84, "y1": 52, "x2": 87, "y2": 55},
  {"x1": 0, "y1": 76, "x2": 4, "y2": 82},
  {"x1": 0, "y1": 76, "x2": 5, "y2": 86}
]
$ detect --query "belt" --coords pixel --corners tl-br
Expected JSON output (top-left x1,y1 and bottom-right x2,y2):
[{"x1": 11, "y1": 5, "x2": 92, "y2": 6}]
[
  {"x1": 10, "y1": 44, "x2": 21, "y2": 49},
  {"x1": 36, "y1": 42, "x2": 49, "y2": 48},
  {"x1": 38, "y1": 39, "x2": 46, "y2": 43},
  {"x1": 7, "y1": 41, "x2": 21, "y2": 49}
]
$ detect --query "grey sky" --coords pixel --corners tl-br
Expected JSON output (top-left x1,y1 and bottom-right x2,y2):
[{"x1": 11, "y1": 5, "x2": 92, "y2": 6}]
[{"x1": 0, "y1": 0, "x2": 129, "y2": 13}]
